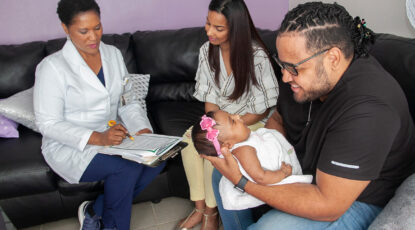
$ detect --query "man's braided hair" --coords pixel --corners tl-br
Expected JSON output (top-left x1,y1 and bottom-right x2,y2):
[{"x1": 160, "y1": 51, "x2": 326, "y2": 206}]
[{"x1": 277, "y1": 2, "x2": 375, "y2": 59}]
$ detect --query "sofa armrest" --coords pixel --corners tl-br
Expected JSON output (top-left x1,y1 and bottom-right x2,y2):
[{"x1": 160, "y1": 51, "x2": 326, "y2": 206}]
[{"x1": 368, "y1": 173, "x2": 415, "y2": 229}]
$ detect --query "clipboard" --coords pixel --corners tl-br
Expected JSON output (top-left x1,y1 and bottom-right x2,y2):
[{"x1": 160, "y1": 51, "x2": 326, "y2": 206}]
[
  {"x1": 121, "y1": 141, "x2": 188, "y2": 167},
  {"x1": 150, "y1": 141, "x2": 188, "y2": 167},
  {"x1": 98, "y1": 134, "x2": 187, "y2": 167}
]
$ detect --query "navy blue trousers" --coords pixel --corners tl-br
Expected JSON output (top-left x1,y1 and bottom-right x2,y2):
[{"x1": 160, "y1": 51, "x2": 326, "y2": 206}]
[{"x1": 80, "y1": 153, "x2": 165, "y2": 230}]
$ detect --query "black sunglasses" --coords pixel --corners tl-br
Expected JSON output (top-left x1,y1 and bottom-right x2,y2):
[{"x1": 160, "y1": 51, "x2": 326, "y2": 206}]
[{"x1": 272, "y1": 49, "x2": 330, "y2": 76}]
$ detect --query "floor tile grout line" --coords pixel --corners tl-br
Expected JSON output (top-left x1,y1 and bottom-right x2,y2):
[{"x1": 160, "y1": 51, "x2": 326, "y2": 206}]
[
  {"x1": 16, "y1": 197, "x2": 193, "y2": 230},
  {"x1": 133, "y1": 202, "x2": 158, "y2": 230},
  {"x1": 151, "y1": 202, "x2": 159, "y2": 227},
  {"x1": 151, "y1": 203, "x2": 184, "y2": 226},
  {"x1": 155, "y1": 218, "x2": 182, "y2": 228},
  {"x1": 154, "y1": 219, "x2": 183, "y2": 228}
]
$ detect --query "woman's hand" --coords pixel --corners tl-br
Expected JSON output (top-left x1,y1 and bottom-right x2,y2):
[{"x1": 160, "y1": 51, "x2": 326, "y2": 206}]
[
  {"x1": 241, "y1": 109, "x2": 269, "y2": 126},
  {"x1": 265, "y1": 110, "x2": 286, "y2": 136},
  {"x1": 135, "y1": 128, "x2": 152, "y2": 135},
  {"x1": 201, "y1": 146, "x2": 242, "y2": 185},
  {"x1": 88, "y1": 124, "x2": 128, "y2": 146},
  {"x1": 205, "y1": 102, "x2": 220, "y2": 113}
]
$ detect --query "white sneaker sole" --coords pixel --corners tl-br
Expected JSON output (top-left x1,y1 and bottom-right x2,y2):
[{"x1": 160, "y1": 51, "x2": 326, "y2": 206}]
[{"x1": 78, "y1": 201, "x2": 91, "y2": 230}]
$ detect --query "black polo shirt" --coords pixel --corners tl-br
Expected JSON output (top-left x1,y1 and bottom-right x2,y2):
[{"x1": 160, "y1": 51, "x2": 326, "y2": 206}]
[{"x1": 289, "y1": 56, "x2": 415, "y2": 207}]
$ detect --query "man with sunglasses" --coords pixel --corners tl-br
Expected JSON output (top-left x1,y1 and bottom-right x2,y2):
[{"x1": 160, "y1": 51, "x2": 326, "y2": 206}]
[{"x1": 204, "y1": 2, "x2": 415, "y2": 230}]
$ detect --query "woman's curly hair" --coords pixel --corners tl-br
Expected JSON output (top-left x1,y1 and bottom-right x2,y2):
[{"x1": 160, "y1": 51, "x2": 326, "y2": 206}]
[
  {"x1": 57, "y1": 0, "x2": 100, "y2": 26},
  {"x1": 278, "y1": 2, "x2": 375, "y2": 59}
]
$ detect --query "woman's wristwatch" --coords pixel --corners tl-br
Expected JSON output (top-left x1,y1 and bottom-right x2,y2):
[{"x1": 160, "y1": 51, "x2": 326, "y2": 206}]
[{"x1": 234, "y1": 175, "x2": 248, "y2": 193}]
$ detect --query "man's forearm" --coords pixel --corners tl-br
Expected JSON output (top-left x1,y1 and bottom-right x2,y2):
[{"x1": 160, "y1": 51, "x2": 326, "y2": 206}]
[
  {"x1": 244, "y1": 181, "x2": 338, "y2": 221},
  {"x1": 242, "y1": 169, "x2": 369, "y2": 222},
  {"x1": 204, "y1": 147, "x2": 368, "y2": 223}
]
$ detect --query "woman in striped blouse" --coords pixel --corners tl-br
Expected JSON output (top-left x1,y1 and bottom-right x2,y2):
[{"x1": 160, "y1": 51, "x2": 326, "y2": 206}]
[{"x1": 178, "y1": 0, "x2": 279, "y2": 229}]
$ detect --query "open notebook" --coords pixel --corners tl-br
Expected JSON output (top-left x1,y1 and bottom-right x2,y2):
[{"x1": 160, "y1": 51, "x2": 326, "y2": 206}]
[{"x1": 99, "y1": 133, "x2": 185, "y2": 166}]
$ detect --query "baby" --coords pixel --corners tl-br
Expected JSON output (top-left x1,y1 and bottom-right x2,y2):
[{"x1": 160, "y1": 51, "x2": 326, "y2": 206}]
[{"x1": 192, "y1": 110, "x2": 312, "y2": 210}]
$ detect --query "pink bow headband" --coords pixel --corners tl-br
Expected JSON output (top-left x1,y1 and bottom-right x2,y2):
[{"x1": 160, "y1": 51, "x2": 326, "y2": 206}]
[{"x1": 200, "y1": 115, "x2": 222, "y2": 157}]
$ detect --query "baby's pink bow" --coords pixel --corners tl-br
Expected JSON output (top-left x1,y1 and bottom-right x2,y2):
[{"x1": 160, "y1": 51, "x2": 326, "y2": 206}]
[{"x1": 200, "y1": 115, "x2": 222, "y2": 156}]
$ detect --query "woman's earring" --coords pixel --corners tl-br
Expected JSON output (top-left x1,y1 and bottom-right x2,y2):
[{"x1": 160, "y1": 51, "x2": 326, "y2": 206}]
[{"x1": 66, "y1": 35, "x2": 70, "y2": 40}]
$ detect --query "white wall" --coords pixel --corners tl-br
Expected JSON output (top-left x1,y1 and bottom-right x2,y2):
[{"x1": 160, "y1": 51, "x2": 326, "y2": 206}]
[{"x1": 289, "y1": 0, "x2": 415, "y2": 38}]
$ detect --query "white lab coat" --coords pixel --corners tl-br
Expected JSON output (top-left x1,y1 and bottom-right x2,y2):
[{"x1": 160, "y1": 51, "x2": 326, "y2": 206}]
[{"x1": 33, "y1": 39, "x2": 152, "y2": 183}]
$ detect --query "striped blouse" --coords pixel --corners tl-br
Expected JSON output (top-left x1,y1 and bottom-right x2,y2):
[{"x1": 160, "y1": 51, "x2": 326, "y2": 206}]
[{"x1": 194, "y1": 41, "x2": 279, "y2": 116}]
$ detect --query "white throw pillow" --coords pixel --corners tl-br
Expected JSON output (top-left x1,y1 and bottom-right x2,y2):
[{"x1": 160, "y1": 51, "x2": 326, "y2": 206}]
[
  {"x1": 120, "y1": 73, "x2": 150, "y2": 112},
  {"x1": 0, "y1": 87, "x2": 39, "y2": 132}
]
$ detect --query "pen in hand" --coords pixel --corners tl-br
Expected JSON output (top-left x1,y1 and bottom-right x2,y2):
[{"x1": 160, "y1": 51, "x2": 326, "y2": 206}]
[
  {"x1": 107, "y1": 120, "x2": 135, "y2": 141},
  {"x1": 125, "y1": 133, "x2": 135, "y2": 141}
]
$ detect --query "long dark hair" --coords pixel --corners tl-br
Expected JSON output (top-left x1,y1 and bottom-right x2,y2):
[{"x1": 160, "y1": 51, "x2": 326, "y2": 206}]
[
  {"x1": 208, "y1": 0, "x2": 270, "y2": 101},
  {"x1": 277, "y1": 2, "x2": 375, "y2": 59}
]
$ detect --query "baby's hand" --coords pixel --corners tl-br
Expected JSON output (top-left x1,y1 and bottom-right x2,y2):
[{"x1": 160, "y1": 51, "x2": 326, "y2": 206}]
[{"x1": 281, "y1": 162, "x2": 292, "y2": 177}]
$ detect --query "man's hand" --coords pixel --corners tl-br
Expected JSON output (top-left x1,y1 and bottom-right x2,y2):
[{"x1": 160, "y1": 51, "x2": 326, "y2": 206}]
[
  {"x1": 201, "y1": 146, "x2": 242, "y2": 185},
  {"x1": 135, "y1": 128, "x2": 152, "y2": 135}
]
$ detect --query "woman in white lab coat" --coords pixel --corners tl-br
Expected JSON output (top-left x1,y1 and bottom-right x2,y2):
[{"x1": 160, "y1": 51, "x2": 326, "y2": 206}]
[{"x1": 33, "y1": 1, "x2": 165, "y2": 230}]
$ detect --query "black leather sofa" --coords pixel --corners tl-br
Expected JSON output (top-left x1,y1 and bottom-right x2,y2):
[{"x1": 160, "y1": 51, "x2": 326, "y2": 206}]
[
  {"x1": 0, "y1": 27, "x2": 414, "y2": 229},
  {"x1": 0, "y1": 27, "x2": 278, "y2": 228}
]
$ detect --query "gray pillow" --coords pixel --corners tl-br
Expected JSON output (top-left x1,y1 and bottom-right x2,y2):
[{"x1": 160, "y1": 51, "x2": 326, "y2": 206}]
[
  {"x1": 0, "y1": 87, "x2": 38, "y2": 132},
  {"x1": 368, "y1": 173, "x2": 415, "y2": 230}
]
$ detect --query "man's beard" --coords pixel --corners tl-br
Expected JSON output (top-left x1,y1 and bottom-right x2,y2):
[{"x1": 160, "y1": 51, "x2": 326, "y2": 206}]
[{"x1": 294, "y1": 62, "x2": 331, "y2": 103}]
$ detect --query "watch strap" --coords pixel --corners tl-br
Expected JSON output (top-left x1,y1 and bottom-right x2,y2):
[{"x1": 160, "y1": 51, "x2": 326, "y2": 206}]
[{"x1": 234, "y1": 175, "x2": 248, "y2": 193}]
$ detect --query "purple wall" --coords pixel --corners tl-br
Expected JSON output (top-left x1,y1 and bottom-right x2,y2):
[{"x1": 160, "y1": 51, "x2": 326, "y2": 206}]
[{"x1": 0, "y1": 0, "x2": 288, "y2": 45}]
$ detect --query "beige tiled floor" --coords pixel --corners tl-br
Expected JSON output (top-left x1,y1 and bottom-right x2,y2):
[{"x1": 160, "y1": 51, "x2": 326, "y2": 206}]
[{"x1": 3, "y1": 197, "x2": 222, "y2": 230}]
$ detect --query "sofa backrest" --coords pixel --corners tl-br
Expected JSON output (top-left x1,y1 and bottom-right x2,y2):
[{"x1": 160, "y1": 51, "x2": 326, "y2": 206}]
[
  {"x1": 0, "y1": 41, "x2": 45, "y2": 98},
  {"x1": 0, "y1": 27, "x2": 277, "y2": 101},
  {"x1": 44, "y1": 33, "x2": 138, "y2": 74},
  {"x1": 131, "y1": 27, "x2": 279, "y2": 103},
  {"x1": 131, "y1": 27, "x2": 207, "y2": 103},
  {"x1": 1, "y1": 29, "x2": 412, "y2": 124},
  {"x1": 0, "y1": 34, "x2": 137, "y2": 100},
  {"x1": 369, "y1": 34, "x2": 415, "y2": 122}
]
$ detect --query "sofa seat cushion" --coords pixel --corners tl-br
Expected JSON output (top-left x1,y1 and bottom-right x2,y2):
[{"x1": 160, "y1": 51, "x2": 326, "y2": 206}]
[
  {"x1": 58, "y1": 168, "x2": 173, "y2": 200},
  {"x1": 57, "y1": 179, "x2": 103, "y2": 196},
  {"x1": 0, "y1": 126, "x2": 56, "y2": 199},
  {"x1": 148, "y1": 101, "x2": 204, "y2": 136}
]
